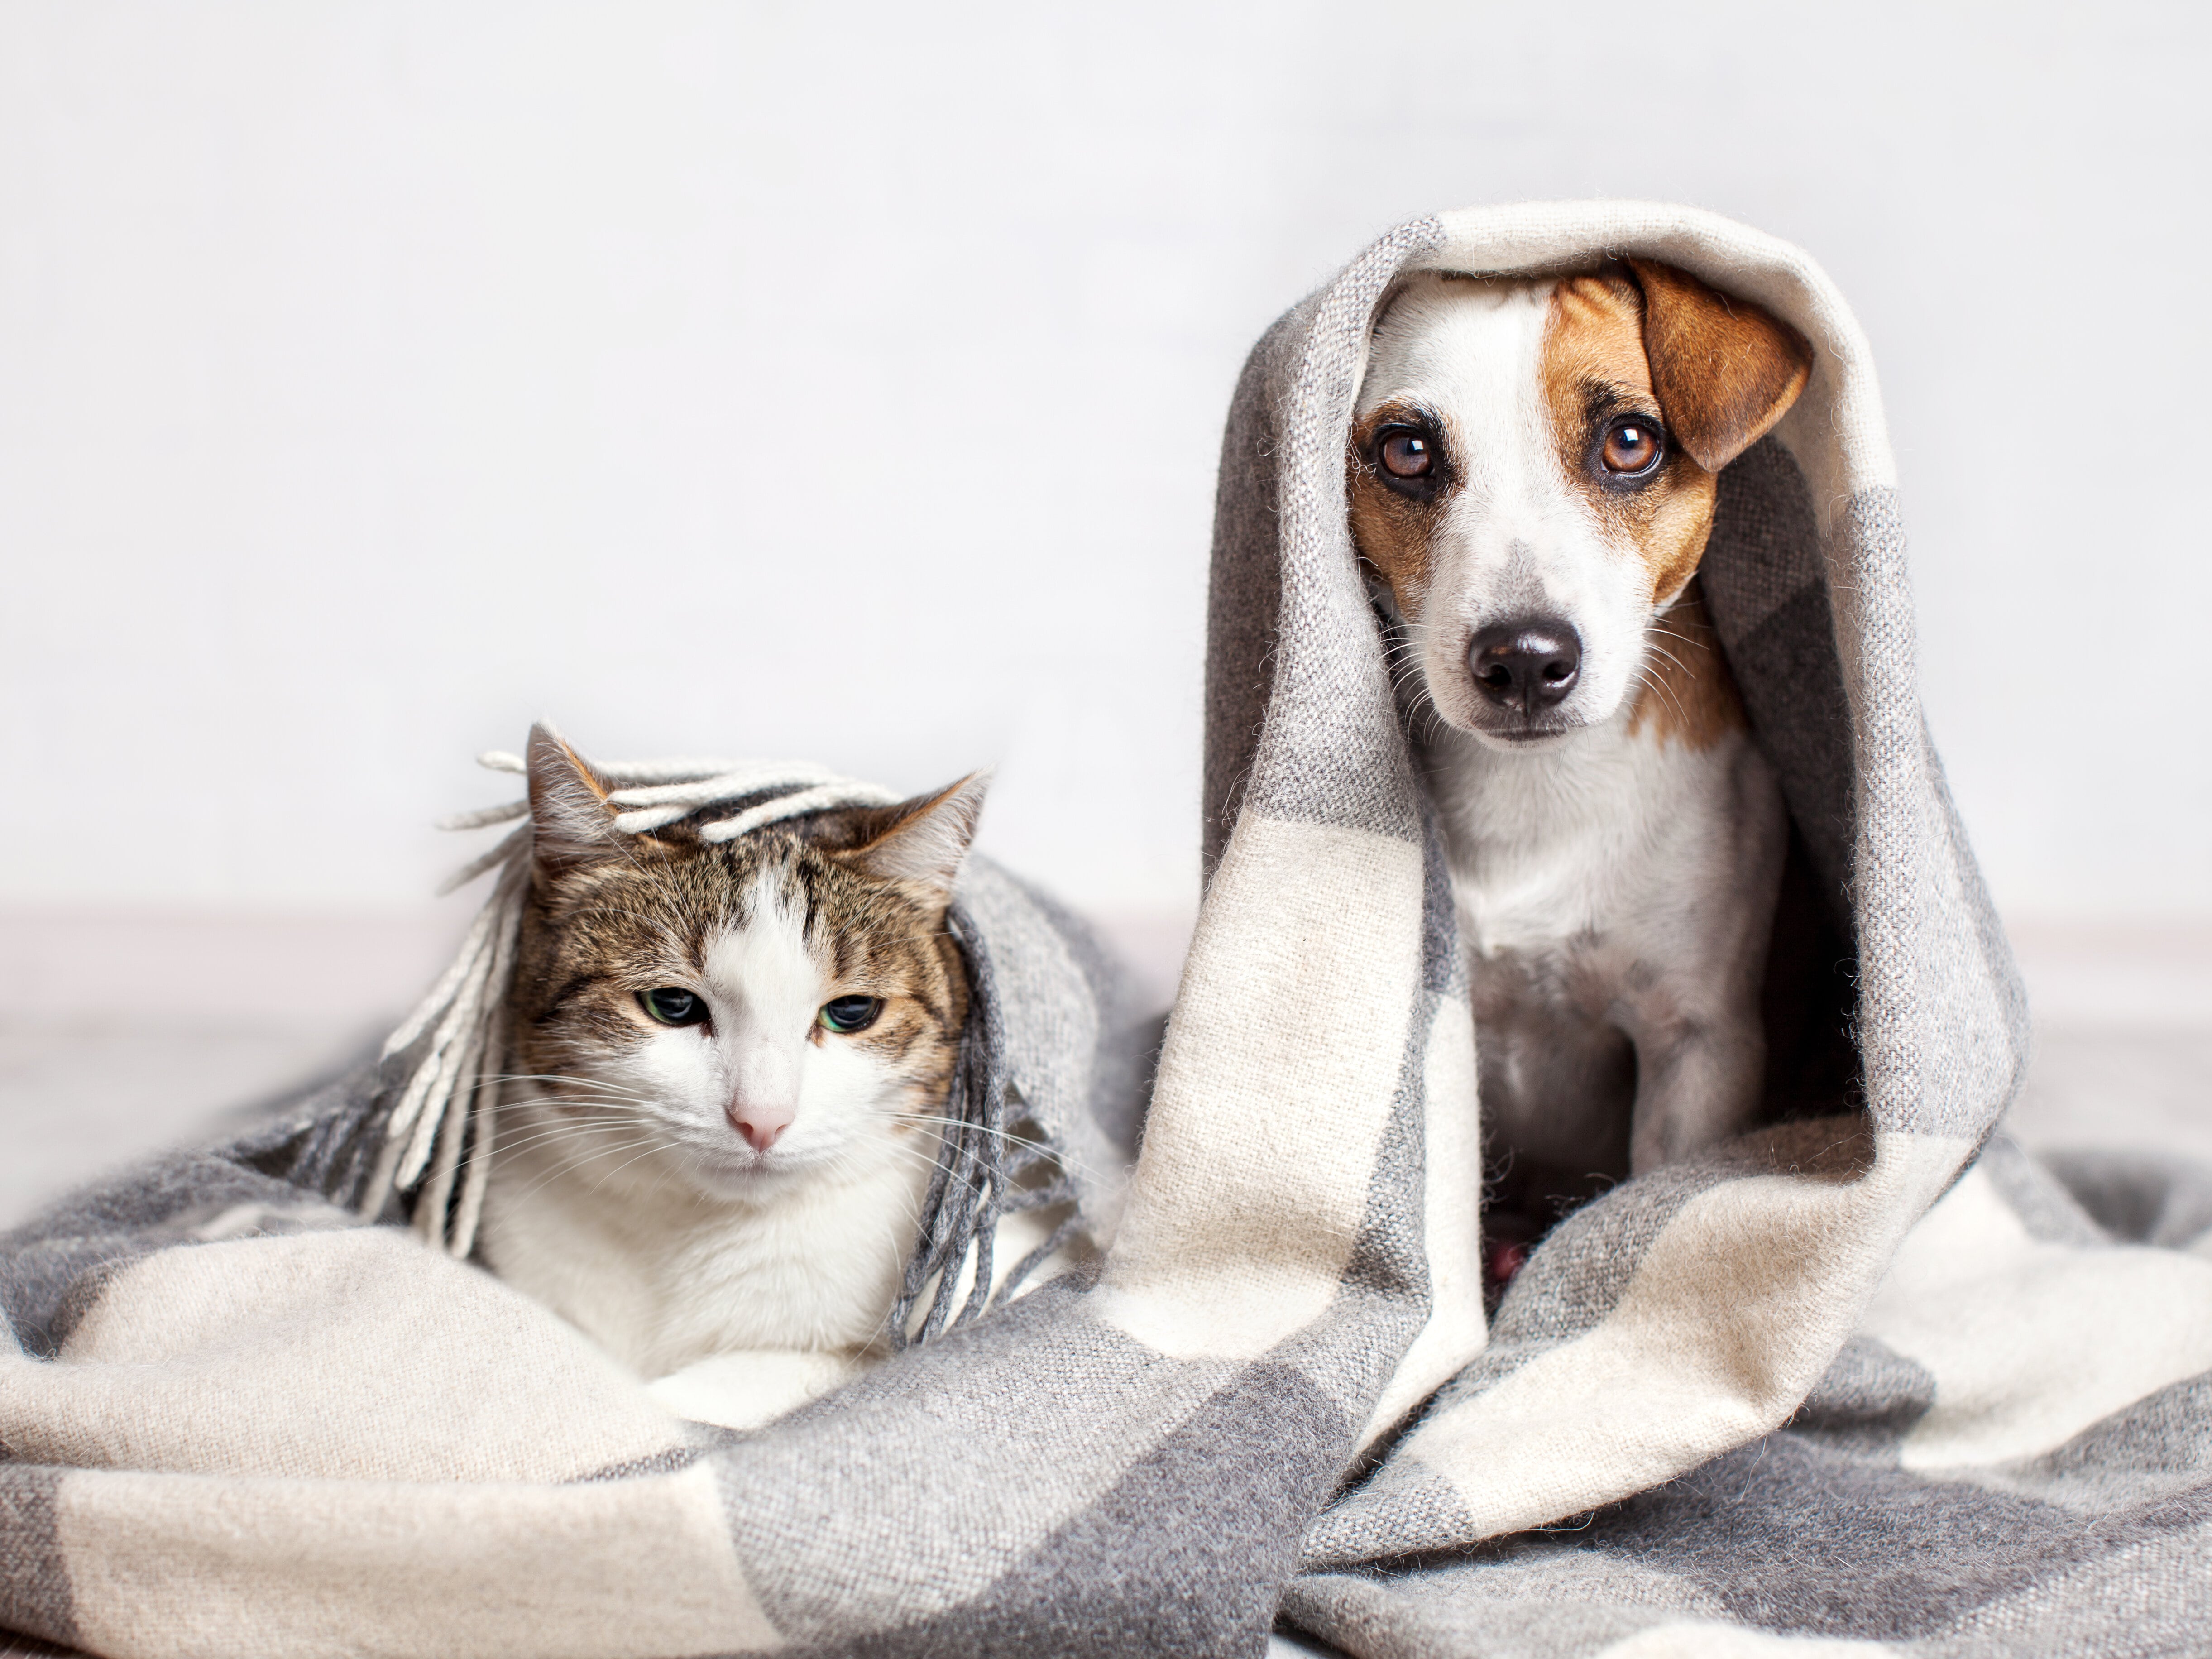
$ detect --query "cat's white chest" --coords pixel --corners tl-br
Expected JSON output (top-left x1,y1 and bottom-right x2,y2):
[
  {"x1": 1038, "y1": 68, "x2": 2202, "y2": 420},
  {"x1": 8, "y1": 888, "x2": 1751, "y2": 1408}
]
[{"x1": 477, "y1": 1109, "x2": 933, "y2": 1378}]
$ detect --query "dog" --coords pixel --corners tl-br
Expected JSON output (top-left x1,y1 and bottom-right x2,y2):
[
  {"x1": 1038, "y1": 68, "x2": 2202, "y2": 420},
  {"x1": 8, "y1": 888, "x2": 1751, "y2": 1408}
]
[{"x1": 1346, "y1": 259, "x2": 1814, "y2": 1279}]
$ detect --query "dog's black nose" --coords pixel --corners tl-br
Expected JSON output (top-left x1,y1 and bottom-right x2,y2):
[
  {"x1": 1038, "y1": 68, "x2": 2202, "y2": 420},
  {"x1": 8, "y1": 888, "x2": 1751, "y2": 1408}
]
[{"x1": 1468, "y1": 618, "x2": 1582, "y2": 713}]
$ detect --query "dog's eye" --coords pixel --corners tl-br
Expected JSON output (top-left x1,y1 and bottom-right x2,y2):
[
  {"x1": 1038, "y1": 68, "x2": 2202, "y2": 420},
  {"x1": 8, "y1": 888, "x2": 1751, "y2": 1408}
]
[
  {"x1": 819, "y1": 995, "x2": 884, "y2": 1034},
  {"x1": 1601, "y1": 417, "x2": 1663, "y2": 475},
  {"x1": 1377, "y1": 428, "x2": 1435, "y2": 481},
  {"x1": 640, "y1": 988, "x2": 708, "y2": 1027}
]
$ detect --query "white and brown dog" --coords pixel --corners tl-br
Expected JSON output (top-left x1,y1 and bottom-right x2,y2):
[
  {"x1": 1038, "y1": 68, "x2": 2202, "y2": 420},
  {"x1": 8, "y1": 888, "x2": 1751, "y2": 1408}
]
[{"x1": 1347, "y1": 260, "x2": 1813, "y2": 1273}]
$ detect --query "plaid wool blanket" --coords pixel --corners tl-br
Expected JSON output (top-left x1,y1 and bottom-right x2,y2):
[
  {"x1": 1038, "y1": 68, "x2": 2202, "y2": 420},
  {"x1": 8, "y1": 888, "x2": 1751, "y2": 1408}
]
[{"x1": 6, "y1": 203, "x2": 2212, "y2": 1658}]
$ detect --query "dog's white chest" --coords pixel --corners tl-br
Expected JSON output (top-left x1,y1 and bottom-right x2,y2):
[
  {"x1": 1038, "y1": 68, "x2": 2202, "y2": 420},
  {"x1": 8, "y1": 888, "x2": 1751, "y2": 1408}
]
[
  {"x1": 1426, "y1": 718, "x2": 1785, "y2": 1182},
  {"x1": 1433, "y1": 719, "x2": 1726, "y2": 949}
]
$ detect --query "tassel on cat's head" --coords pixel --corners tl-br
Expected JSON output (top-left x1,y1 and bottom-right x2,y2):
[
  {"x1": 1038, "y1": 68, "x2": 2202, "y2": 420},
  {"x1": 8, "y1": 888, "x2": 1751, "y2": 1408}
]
[
  {"x1": 833, "y1": 772, "x2": 992, "y2": 907},
  {"x1": 525, "y1": 721, "x2": 625, "y2": 875}
]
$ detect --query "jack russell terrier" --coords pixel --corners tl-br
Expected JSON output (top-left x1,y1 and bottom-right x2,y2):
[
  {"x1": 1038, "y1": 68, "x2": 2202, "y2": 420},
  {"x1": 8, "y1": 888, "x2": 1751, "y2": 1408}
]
[{"x1": 1347, "y1": 259, "x2": 1814, "y2": 1283}]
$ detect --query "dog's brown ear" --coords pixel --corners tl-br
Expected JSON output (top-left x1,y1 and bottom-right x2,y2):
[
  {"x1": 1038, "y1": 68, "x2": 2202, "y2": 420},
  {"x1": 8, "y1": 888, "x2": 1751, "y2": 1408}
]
[{"x1": 1628, "y1": 258, "x2": 1814, "y2": 472}]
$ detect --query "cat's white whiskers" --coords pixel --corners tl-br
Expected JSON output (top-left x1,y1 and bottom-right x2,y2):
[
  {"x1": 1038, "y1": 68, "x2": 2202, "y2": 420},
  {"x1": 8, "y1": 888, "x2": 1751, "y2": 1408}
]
[
  {"x1": 490, "y1": 1074, "x2": 657, "y2": 1099},
  {"x1": 497, "y1": 1104, "x2": 626, "y2": 1123},
  {"x1": 845, "y1": 1141, "x2": 986, "y2": 1203},
  {"x1": 505, "y1": 1094, "x2": 663, "y2": 1116},
  {"x1": 503, "y1": 1136, "x2": 675, "y2": 1210},
  {"x1": 477, "y1": 1120, "x2": 647, "y2": 1160},
  {"x1": 579, "y1": 1140, "x2": 694, "y2": 1200},
  {"x1": 886, "y1": 1113, "x2": 1097, "y2": 1181}
]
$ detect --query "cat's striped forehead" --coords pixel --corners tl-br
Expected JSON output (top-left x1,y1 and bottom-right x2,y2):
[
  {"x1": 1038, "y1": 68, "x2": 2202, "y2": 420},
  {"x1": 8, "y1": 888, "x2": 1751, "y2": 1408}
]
[{"x1": 516, "y1": 827, "x2": 960, "y2": 1022}]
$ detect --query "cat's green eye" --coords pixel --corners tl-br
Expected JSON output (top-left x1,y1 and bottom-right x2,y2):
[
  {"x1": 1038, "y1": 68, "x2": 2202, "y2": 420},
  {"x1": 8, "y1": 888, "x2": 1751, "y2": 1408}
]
[
  {"x1": 640, "y1": 988, "x2": 708, "y2": 1027},
  {"x1": 818, "y1": 995, "x2": 884, "y2": 1035}
]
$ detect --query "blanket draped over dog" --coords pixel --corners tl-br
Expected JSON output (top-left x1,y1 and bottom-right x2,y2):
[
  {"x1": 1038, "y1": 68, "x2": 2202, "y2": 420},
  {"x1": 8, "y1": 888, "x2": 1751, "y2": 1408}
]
[{"x1": 6, "y1": 203, "x2": 2212, "y2": 1658}]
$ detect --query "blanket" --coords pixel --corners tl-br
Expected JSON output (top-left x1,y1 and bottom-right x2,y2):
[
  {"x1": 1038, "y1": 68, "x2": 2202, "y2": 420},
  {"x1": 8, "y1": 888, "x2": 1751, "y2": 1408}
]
[{"x1": 5, "y1": 202, "x2": 2210, "y2": 1659}]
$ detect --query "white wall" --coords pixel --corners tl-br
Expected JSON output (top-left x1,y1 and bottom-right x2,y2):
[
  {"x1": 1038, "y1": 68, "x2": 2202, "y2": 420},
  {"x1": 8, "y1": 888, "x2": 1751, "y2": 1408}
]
[{"x1": 3, "y1": 0, "x2": 2207, "y2": 930}]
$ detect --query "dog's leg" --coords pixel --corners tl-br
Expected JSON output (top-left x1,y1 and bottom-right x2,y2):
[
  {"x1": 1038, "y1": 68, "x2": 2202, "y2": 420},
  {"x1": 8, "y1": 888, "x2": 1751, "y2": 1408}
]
[
  {"x1": 1624, "y1": 1012, "x2": 1770, "y2": 1173},
  {"x1": 1618, "y1": 744, "x2": 1789, "y2": 1174}
]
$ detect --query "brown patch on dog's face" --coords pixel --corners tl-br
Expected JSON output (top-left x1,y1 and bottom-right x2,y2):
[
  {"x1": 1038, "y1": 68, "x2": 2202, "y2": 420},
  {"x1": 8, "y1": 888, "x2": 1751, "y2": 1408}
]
[
  {"x1": 1625, "y1": 576, "x2": 1748, "y2": 751},
  {"x1": 1346, "y1": 398, "x2": 1459, "y2": 622},
  {"x1": 1539, "y1": 272, "x2": 1722, "y2": 611}
]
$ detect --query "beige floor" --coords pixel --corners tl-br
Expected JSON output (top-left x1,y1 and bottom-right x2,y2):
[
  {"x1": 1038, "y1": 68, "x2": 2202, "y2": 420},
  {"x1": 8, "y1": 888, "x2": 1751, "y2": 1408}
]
[{"x1": 0, "y1": 1016, "x2": 374, "y2": 1227}]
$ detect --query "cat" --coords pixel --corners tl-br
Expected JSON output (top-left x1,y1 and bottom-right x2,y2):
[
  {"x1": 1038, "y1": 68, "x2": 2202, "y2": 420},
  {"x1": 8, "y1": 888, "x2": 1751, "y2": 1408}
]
[{"x1": 474, "y1": 726, "x2": 991, "y2": 1383}]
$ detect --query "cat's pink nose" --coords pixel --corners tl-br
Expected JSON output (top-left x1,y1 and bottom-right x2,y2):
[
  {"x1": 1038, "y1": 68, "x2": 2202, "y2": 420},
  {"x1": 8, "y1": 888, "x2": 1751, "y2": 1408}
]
[{"x1": 727, "y1": 1102, "x2": 793, "y2": 1153}]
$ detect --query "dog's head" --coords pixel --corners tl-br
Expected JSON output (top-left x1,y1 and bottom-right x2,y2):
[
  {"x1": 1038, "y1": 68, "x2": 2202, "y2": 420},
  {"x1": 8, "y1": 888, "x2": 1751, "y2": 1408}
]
[{"x1": 1348, "y1": 261, "x2": 1811, "y2": 748}]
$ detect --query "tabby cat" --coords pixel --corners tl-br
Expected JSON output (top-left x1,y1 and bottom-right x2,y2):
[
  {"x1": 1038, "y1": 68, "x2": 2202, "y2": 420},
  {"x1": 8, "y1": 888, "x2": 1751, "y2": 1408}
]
[{"x1": 476, "y1": 727, "x2": 986, "y2": 1381}]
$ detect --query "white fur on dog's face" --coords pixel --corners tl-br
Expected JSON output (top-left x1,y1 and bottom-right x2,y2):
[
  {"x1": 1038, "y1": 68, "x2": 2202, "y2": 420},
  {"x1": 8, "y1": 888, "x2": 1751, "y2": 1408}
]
[{"x1": 1351, "y1": 272, "x2": 1715, "y2": 750}]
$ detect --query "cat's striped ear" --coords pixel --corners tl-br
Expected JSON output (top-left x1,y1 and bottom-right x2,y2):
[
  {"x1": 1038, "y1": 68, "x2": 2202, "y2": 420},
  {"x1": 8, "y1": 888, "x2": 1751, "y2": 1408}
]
[
  {"x1": 526, "y1": 721, "x2": 622, "y2": 874},
  {"x1": 843, "y1": 771, "x2": 990, "y2": 901}
]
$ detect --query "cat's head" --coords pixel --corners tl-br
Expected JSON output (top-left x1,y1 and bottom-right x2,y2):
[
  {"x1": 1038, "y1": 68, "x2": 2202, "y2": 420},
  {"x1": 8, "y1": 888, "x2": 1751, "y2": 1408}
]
[{"x1": 508, "y1": 724, "x2": 986, "y2": 1202}]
